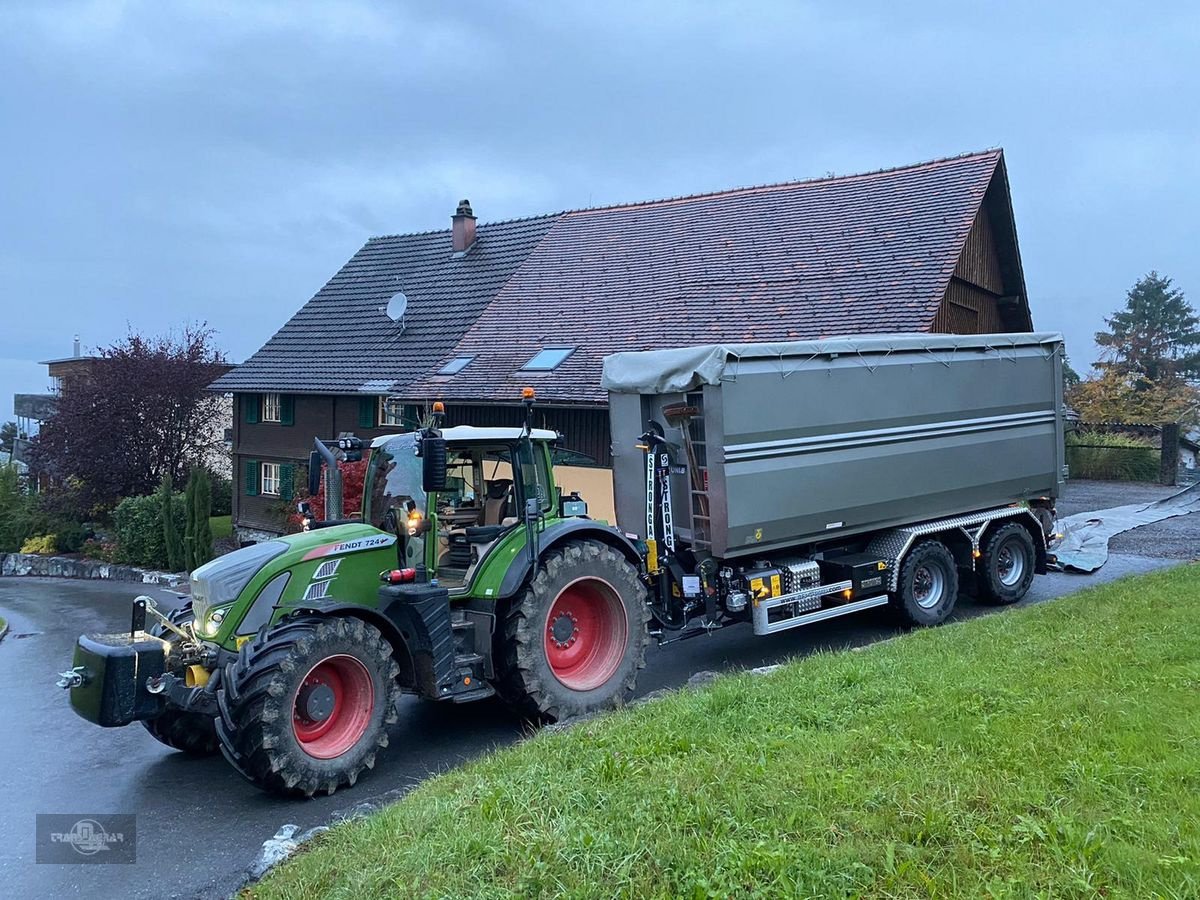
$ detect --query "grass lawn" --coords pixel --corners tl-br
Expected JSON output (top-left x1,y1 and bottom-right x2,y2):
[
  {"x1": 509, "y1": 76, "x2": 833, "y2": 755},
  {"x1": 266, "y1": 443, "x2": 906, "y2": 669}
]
[
  {"x1": 209, "y1": 515, "x2": 232, "y2": 540},
  {"x1": 252, "y1": 565, "x2": 1200, "y2": 899}
]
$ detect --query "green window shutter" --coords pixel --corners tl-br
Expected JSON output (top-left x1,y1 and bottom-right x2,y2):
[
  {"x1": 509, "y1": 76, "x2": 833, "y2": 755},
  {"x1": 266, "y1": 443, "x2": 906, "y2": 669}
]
[
  {"x1": 280, "y1": 395, "x2": 295, "y2": 426},
  {"x1": 244, "y1": 394, "x2": 260, "y2": 424},
  {"x1": 244, "y1": 459, "x2": 259, "y2": 496},
  {"x1": 358, "y1": 396, "x2": 376, "y2": 429},
  {"x1": 279, "y1": 464, "x2": 295, "y2": 501}
]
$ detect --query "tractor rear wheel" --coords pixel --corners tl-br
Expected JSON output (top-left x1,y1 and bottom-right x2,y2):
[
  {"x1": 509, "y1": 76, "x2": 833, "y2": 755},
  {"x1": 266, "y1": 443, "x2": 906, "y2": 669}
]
[
  {"x1": 215, "y1": 616, "x2": 399, "y2": 798},
  {"x1": 496, "y1": 540, "x2": 649, "y2": 722},
  {"x1": 141, "y1": 601, "x2": 219, "y2": 757}
]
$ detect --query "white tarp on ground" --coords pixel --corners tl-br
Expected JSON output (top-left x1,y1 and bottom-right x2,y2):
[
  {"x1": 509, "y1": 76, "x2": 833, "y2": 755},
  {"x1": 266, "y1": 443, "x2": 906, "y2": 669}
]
[
  {"x1": 1051, "y1": 481, "x2": 1200, "y2": 573},
  {"x1": 601, "y1": 332, "x2": 1064, "y2": 394}
]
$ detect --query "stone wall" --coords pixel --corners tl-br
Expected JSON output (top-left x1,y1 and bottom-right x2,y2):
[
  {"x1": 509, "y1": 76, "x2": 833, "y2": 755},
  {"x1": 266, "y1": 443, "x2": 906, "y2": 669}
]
[{"x1": 0, "y1": 553, "x2": 185, "y2": 586}]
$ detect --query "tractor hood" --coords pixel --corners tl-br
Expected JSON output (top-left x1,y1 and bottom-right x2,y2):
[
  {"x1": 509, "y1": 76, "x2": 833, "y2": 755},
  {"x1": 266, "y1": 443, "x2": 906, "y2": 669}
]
[
  {"x1": 190, "y1": 523, "x2": 399, "y2": 645},
  {"x1": 190, "y1": 540, "x2": 288, "y2": 632}
]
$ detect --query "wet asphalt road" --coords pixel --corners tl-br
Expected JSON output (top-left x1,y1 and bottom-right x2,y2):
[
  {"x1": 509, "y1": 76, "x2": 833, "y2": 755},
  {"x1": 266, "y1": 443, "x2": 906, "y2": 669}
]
[{"x1": 0, "y1": 483, "x2": 1193, "y2": 899}]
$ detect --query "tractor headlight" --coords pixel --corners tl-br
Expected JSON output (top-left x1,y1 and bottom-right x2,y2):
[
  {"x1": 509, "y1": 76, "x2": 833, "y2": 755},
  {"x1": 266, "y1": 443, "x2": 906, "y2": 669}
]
[{"x1": 200, "y1": 606, "x2": 230, "y2": 638}]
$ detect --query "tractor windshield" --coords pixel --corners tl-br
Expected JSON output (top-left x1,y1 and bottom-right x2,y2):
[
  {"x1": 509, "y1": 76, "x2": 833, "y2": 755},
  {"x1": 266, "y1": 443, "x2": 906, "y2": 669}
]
[{"x1": 362, "y1": 434, "x2": 427, "y2": 532}]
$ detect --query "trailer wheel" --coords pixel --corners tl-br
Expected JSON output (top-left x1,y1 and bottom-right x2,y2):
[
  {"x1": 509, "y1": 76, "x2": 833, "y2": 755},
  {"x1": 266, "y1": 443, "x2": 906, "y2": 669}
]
[
  {"x1": 894, "y1": 540, "x2": 959, "y2": 626},
  {"x1": 977, "y1": 522, "x2": 1036, "y2": 605},
  {"x1": 141, "y1": 602, "x2": 219, "y2": 756},
  {"x1": 215, "y1": 616, "x2": 399, "y2": 798},
  {"x1": 496, "y1": 540, "x2": 649, "y2": 722}
]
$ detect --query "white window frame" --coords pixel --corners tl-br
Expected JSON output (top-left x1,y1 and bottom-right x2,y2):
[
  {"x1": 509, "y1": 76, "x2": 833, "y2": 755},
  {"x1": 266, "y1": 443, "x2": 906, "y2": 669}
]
[
  {"x1": 379, "y1": 397, "x2": 405, "y2": 427},
  {"x1": 261, "y1": 462, "x2": 281, "y2": 496},
  {"x1": 261, "y1": 393, "x2": 282, "y2": 423}
]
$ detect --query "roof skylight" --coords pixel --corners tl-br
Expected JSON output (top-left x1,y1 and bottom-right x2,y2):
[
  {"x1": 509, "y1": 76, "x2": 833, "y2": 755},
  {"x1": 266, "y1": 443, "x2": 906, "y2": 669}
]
[
  {"x1": 521, "y1": 348, "x2": 575, "y2": 371},
  {"x1": 438, "y1": 356, "x2": 475, "y2": 375}
]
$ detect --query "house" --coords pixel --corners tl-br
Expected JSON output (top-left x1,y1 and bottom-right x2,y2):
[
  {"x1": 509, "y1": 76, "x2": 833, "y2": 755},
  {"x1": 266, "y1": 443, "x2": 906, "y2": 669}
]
[{"x1": 212, "y1": 149, "x2": 1033, "y2": 540}]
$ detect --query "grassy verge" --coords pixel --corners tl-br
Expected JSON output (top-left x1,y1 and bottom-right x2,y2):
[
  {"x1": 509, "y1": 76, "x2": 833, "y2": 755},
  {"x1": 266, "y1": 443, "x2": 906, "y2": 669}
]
[
  {"x1": 0, "y1": 616, "x2": 6, "y2": 634},
  {"x1": 253, "y1": 566, "x2": 1200, "y2": 899},
  {"x1": 209, "y1": 515, "x2": 232, "y2": 540}
]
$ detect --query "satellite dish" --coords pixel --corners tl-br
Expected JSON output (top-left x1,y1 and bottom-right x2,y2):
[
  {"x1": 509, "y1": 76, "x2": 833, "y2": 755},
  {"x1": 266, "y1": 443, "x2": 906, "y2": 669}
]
[{"x1": 384, "y1": 291, "x2": 408, "y2": 332}]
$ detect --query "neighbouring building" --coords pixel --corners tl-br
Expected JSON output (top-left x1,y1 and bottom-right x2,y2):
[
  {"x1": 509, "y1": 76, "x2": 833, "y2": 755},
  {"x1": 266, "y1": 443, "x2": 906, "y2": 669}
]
[
  {"x1": 212, "y1": 149, "x2": 1034, "y2": 540},
  {"x1": 10, "y1": 337, "x2": 235, "y2": 481}
]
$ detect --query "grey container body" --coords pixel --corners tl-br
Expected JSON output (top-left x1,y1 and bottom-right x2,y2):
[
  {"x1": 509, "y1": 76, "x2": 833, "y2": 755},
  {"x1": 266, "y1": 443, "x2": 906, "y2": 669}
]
[{"x1": 606, "y1": 333, "x2": 1065, "y2": 560}]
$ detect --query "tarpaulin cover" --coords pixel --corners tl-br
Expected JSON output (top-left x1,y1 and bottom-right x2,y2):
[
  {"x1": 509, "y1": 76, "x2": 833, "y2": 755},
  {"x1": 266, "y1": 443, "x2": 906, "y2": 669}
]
[
  {"x1": 601, "y1": 332, "x2": 1064, "y2": 395},
  {"x1": 1051, "y1": 481, "x2": 1200, "y2": 573}
]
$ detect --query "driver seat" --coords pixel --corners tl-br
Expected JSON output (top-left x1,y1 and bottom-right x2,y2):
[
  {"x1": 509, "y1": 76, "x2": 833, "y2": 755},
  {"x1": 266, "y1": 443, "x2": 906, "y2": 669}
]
[{"x1": 482, "y1": 480, "x2": 513, "y2": 526}]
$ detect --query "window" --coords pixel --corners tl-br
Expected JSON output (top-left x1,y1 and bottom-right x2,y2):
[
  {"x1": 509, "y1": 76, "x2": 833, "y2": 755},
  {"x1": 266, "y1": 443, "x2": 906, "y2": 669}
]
[
  {"x1": 379, "y1": 397, "x2": 406, "y2": 427},
  {"x1": 262, "y1": 393, "x2": 282, "y2": 422},
  {"x1": 261, "y1": 462, "x2": 281, "y2": 496},
  {"x1": 438, "y1": 356, "x2": 475, "y2": 375},
  {"x1": 521, "y1": 348, "x2": 575, "y2": 371}
]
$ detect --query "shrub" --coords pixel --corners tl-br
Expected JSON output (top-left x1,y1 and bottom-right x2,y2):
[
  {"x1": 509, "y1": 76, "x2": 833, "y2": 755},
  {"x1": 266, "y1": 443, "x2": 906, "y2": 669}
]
[
  {"x1": 0, "y1": 464, "x2": 33, "y2": 552},
  {"x1": 52, "y1": 521, "x2": 87, "y2": 553},
  {"x1": 112, "y1": 492, "x2": 187, "y2": 569},
  {"x1": 82, "y1": 538, "x2": 120, "y2": 563},
  {"x1": 21, "y1": 534, "x2": 57, "y2": 555},
  {"x1": 1066, "y1": 431, "x2": 1160, "y2": 481},
  {"x1": 210, "y1": 473, "x2": 232, "y2": 516},
  {"x1": 159, "y1": 475, "x2": 184, "y2": 571}
]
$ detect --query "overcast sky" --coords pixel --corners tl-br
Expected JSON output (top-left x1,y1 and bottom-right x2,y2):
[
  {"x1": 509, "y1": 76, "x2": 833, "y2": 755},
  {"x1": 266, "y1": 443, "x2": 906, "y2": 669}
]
[{"x1": 2, "y1": 0, "x2": 1197, "y2": 418}]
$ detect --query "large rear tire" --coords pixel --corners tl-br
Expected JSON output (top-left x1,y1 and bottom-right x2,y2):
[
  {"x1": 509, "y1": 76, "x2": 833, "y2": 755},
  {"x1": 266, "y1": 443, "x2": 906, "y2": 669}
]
[
  {"x1": 141, "y1": 601, "x2": 219, "y2": 757},
  {"x1": 215, "y1": 616, "x2": 399, "y2": 798},
  {"x1": 496, "y1": 541, "x2": 649, "y2": 722},
  {"x1": 976, "y1": 522, "x2": 1036, "y2": 605},
  {"x1": 893, "y1": 540, "x2": 959, "y2": 626}
]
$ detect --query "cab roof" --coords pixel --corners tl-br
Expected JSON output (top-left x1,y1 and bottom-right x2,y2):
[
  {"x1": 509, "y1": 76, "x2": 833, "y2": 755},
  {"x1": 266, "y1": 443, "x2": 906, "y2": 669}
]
[{"x1": 370, "y1": 426, "x2": 558, "y2": 448}]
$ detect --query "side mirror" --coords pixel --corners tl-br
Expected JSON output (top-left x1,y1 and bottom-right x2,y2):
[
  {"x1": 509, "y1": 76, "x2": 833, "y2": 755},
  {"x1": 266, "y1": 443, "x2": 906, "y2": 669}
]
[
  {"x1": 307, "y1": 450, "x2": 321, "y2": 497},
  {"x1": 421, "y1": 435, "x2": 447, "y2": 492}
]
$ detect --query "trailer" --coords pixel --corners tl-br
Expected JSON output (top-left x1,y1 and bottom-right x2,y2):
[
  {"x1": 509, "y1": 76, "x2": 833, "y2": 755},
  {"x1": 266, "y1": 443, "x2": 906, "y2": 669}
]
[
  {"x1": 59, "y1": 332, "x2": 1064, "y2": 797},
  {"x1": 604, "y1": 331, "x2": 1064, "y2": 636}
]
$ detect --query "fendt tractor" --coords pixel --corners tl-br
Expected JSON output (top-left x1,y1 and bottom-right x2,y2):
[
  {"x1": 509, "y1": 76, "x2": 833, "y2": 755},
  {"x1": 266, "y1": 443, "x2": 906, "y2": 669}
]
[{"x1": 60, "y1": 332, "x2": 1065, "y2": 797}]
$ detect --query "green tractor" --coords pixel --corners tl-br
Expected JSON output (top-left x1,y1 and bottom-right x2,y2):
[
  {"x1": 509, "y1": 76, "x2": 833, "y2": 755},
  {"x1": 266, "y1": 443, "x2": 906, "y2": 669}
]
[{"x1": 59, "y1": 396, "x2": 649, "y2": 797}]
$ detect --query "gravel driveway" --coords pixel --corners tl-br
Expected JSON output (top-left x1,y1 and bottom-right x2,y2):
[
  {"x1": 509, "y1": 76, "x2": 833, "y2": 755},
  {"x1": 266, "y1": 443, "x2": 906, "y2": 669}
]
[{"x1": 1057, "y1": 479, "x2": 1200, "y2": 561}]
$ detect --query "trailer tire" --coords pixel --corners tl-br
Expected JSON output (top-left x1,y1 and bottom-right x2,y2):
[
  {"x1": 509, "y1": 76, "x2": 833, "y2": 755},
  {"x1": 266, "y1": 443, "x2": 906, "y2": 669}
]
[
  {"x1": 496, "y1": 540, "x2": 649, "y2": 722},
  {"x1": 215, "y1": 615, "x2": 399, "y2": 798},
  {"x1": 141, "y1": 601, "x2": 219, "y2": 756},
  {"x1": 977, "y1": 522, "x2": 1036, "y2": 605},
  {"x1": 893, "y1": 540, "x2": 959, "y2": 626}
]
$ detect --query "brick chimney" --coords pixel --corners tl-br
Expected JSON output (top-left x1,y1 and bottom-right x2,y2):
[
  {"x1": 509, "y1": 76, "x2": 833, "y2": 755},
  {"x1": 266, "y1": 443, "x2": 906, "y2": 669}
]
[{"x1": 452, "y1": 199, "x2": 476, "y2": 254}]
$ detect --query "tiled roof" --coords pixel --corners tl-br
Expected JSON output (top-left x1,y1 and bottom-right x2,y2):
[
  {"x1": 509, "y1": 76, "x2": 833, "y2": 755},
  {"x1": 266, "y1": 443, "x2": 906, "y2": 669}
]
[
  {"x1": 210, "y1": 215, "x2": 558, "y2": 393},
  {"x1": 217, "y1": 150, "x2": 1019, "y2": 402},
  {"x1": 414, "y1": 150, "x2": 1010, "y2": 403}
]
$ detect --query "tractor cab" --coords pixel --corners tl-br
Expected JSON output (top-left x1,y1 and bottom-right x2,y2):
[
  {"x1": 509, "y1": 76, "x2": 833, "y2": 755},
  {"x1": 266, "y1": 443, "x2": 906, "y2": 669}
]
[{"x1": 363, "y1": 427, "x2": 561, "y2": 589}]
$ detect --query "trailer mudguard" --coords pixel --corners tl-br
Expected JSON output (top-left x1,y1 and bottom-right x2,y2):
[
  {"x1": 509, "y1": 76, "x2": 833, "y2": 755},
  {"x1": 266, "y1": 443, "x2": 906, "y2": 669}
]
[{"x1": 495, "y1": 520, "x2": 643, "y2": 600}]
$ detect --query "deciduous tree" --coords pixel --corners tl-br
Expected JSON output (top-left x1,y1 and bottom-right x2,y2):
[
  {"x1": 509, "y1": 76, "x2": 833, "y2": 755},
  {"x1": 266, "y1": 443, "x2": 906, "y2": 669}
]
[
  {"x1": 29, "y1": 326, "x2": 228, "y2": 515},
  {"x1": 1067, "y1": 369, "x2": 1198, "y2": 424}
]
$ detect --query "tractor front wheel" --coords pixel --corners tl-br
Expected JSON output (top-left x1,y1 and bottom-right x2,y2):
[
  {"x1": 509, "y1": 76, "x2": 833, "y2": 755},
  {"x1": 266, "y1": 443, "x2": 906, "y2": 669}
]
[
  {"x1": 215, "y1": 616, "x2": 399, "y2": 798},
  {"x1": 496, "y1": 541, "x2": 649, "y2": 722}
]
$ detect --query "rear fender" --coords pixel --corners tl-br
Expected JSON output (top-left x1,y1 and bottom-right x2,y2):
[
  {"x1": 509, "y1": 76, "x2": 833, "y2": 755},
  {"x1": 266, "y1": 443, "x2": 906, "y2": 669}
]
[{"x1": 495, "y1": 520, "x2": 643, "y2": 600}]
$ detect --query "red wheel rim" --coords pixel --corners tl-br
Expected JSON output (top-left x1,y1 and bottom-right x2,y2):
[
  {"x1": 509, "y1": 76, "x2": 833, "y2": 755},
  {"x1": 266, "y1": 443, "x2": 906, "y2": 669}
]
[
  {"x1": 292, "y1": 654, "x2": 375, "y2": 759},
  {"x1": 544, "y1": 577, "x2": 628, "y2": 691}
]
